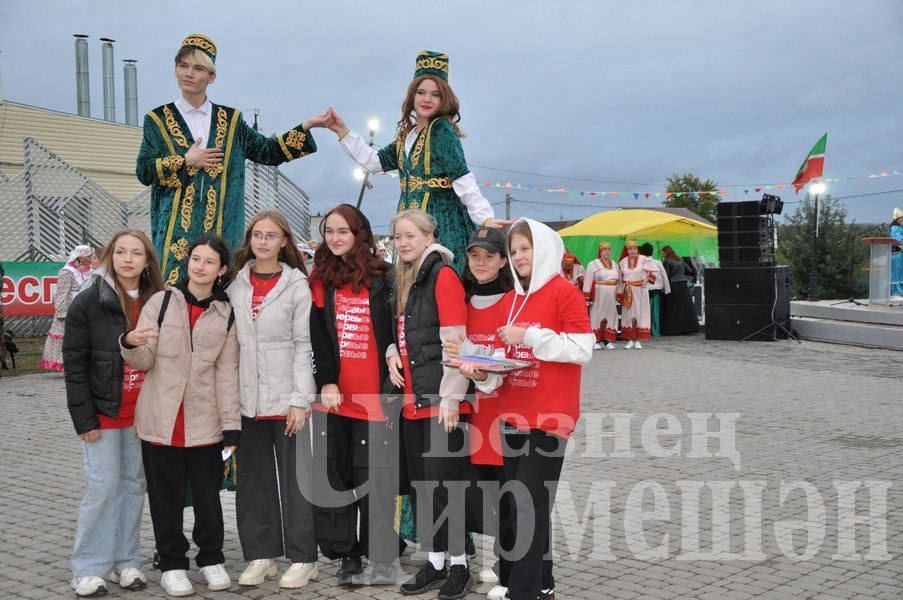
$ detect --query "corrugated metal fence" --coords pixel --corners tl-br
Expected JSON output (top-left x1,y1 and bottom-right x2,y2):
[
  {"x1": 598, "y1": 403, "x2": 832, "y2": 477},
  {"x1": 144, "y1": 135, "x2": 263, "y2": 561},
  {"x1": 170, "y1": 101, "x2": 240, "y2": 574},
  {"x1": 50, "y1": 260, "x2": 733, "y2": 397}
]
[{"x1": 0, "y1": 138, "x2": 312, "y2": 336}]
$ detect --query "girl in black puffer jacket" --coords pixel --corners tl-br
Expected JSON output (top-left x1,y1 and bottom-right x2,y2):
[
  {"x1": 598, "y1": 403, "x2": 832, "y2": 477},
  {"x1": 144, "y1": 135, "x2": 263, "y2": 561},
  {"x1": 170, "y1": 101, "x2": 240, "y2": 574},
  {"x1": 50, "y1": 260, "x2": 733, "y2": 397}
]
[{"x1": 63, "y1": 230, "x2": 163, "y2": 597}]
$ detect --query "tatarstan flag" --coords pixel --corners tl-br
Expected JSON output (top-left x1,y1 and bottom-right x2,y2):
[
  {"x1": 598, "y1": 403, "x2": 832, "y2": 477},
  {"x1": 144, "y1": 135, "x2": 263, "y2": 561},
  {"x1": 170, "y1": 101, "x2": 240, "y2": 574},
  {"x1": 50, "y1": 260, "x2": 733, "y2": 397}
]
[{"x1": 791, "y1": 133, "x2": 827, "y2": 193}]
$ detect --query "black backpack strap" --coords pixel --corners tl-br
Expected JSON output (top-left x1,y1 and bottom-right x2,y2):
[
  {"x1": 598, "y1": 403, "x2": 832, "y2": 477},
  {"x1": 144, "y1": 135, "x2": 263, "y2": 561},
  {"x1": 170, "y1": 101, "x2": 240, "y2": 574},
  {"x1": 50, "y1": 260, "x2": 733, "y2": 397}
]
[
  {"x1": 226, "y1": 307, "x2": 235, "y2": 333},
  {"x1": 157, "y1": 290, "x2": 172, "y2": 328}
]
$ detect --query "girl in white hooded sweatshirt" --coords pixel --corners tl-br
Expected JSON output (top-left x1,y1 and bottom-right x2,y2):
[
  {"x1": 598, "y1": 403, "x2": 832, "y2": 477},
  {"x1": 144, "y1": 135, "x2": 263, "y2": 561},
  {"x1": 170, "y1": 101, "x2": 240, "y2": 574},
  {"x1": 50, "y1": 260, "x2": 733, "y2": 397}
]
[{"x1": 461, "y1": 218, "x2": 593, "y2": 600}]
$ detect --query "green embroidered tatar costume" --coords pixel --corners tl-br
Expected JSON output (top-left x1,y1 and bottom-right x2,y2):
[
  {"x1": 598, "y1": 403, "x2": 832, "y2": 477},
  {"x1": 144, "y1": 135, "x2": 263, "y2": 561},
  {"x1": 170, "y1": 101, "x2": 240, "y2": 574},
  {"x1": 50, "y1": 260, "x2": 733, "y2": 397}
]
[
  {"x1": 376, "y1": 116, "x2": 474, "y2": 273},
  {"x1": 136, "y1": 34, "x2": 317, "y2": 286},
  {"x1": 375, "y1": 51, "x2": 487, "y2": 273}
]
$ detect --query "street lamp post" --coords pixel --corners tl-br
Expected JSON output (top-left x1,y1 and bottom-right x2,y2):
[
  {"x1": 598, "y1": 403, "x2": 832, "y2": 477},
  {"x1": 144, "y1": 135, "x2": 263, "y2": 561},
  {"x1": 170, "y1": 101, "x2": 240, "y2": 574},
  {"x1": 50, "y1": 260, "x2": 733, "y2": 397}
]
[
  {"x1": 807, "y1": 181, "x2": 827, "y2": 301},
  {"x1": 355, "y1": 119, "x2": 379, "y2": 209}
]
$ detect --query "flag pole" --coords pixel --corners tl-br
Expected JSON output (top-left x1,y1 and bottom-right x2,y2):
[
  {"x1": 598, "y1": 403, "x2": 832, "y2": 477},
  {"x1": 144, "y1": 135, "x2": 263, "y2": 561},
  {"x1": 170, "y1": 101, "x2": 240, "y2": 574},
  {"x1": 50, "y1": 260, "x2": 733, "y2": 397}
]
[{"x1": 807, "y1": 181, "x2": 827, "y2": 301}]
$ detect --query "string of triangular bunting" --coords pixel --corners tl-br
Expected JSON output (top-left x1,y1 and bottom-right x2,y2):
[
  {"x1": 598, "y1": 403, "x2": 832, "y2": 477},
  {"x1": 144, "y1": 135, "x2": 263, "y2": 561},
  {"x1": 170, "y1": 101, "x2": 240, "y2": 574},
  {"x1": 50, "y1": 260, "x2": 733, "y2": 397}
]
[{"x1": 373, "y1": 169, "x2": 900, "y2": 199}]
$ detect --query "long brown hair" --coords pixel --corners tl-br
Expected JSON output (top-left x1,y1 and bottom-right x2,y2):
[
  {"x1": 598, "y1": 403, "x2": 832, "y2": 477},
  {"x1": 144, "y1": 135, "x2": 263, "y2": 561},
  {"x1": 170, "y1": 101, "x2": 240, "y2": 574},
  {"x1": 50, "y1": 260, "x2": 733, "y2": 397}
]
[
  {"x1": 661, "y1": 245, "x2": 681, "y2": 262},
  {"x1": 391, "y1": 209, "x2": 437, "y2": 317},
  {"x1": 397, "y1": 75, "x2": 463, "y2": 141},
  {"x1": 231, "y1": 210, "x2": 307, "y2": 278},
  {"x1": 310, "y1": 204, "x2": 387, "y2": 292},
  {"x1": 102, "y1": 229, "x2": 164, "y2": 328}
]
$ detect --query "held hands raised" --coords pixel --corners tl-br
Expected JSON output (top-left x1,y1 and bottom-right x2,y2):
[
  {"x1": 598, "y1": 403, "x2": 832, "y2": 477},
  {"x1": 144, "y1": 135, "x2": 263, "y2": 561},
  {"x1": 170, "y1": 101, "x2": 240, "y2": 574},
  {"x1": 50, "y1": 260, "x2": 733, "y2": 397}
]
[
  {"x1": 302, "y1": 109, "x2": 336, "y2": 131},
  {"x1": 323, "y1": 107, "x2": 349, "y2": 139},
  {"x1": 185, "y1": 138, "x2": 224, "y2": 168}
]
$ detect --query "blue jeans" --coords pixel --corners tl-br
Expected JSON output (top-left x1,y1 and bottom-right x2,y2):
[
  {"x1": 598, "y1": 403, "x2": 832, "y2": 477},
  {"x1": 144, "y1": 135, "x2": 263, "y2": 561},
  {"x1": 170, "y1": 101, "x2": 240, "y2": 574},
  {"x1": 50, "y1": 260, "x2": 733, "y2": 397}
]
[{"x1": 72, "y1": 426, "x2": 145, "y2": 577}]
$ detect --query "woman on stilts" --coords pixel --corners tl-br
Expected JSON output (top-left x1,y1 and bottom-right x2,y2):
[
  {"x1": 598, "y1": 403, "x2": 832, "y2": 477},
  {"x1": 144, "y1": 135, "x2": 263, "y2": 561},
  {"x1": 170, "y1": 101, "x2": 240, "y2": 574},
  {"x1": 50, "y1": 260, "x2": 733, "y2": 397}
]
[{"x1": 323, "y1": 51, "x2": 507, "y2": 273}]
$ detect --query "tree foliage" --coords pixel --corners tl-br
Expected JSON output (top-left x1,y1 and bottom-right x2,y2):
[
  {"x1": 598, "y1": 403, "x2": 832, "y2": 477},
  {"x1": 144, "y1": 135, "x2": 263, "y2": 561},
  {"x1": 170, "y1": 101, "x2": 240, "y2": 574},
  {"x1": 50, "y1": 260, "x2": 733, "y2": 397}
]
[
  {"x1": 663, "y1": 173, "x2": 719, "y2": 223},
  {"x1": 775, "y1": 195, "x2": 882, "y2": 299}
]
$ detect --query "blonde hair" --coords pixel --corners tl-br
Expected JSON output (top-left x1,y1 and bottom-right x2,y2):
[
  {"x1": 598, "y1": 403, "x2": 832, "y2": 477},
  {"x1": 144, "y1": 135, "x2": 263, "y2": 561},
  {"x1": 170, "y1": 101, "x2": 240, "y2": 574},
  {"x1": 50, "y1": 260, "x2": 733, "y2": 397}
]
[
  {"x1": 507, "y1": 220, "x2": 534, "y2": 291},
  {"x1": 174, "y1": 47, "x2": 216, "y2": 74},
  {"x1": 391, "y1": 209, "x2": 436, "y2": 316}
]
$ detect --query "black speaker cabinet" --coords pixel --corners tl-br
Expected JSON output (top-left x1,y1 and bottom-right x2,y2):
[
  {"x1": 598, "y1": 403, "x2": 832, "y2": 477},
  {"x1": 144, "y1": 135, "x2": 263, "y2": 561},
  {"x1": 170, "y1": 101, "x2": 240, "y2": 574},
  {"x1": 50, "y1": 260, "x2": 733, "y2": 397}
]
[
  {"x1": 704, "y1": 266, "x2": 788, "y2": 305},
  {"x1": 703, "y1": 266, "x2": 790, "y2": 341},
  {"x1": 716, "y1": 215, "x2": 770, "y2": 233},
  {"x1": 716, "y1": 201, "x2": 760, "y2": 218},
  {"x1": 704, "y1": 304, "x2": 790, "y2": 341},
  {"x1": 717, "y1": 230, "x2": 771, "y2": 248},
  {"x1": 718, "y1": 247, "x2": 774, "y2": 268}
]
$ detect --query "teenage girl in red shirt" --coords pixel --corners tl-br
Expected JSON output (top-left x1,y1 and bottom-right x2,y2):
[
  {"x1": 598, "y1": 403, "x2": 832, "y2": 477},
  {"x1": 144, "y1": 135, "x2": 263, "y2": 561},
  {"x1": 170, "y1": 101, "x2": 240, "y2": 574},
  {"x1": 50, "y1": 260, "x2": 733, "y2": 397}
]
[
  {"x1": 461, "y1": 218, "x2": 594, "y2": 600},
  {"x1": 308, "y1": 204, "x2": 400, "y2": 585}
]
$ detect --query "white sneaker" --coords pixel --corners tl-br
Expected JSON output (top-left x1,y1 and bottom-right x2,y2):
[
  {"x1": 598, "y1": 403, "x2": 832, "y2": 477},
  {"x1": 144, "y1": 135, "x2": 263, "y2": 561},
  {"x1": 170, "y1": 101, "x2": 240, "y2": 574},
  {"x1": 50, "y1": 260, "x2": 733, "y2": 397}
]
[
  {"x1": 238, "y1": 558, "x2": 278, "y2": 586},
  {"x1": 479, "y1": 568, "x2": 499, "y2": 583},
  {"x1": 200, "y1": 563, "x2": 231, "y2": 591},
  {"x1": 592, "y1": 342, "x2": 603, "y2": 351},
  {"x1": 487, "y1": 584, "x2": 508, "y2": 600},
  {"x1": 279, "y1": 562, "x2": 318, "y2": 588},
  {"x1": 160, "y1": 570, "x2": 194, "y2": 597},
  {"x1": 634, "y1": 341, "x2": 643, "y2": 350},
  {"x1": 624, "y1": 340, "x2": 634, "y2": 349},
  {"x1": 70, "y1": 576, "x2": 108, "y2": 597},
  {"x1": 117, "y1": 567, "x2": 147, "y2": 590},
  {"x1": 605, "y1": 342, "x2": 615, "y2": 350}
]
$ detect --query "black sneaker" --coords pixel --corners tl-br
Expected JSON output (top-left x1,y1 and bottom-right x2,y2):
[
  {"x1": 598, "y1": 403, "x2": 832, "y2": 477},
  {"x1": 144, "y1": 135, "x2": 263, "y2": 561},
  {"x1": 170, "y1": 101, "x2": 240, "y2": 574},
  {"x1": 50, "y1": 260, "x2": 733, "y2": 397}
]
[
  {"x1": 465, "y1": 533, "x2": 476, "y2": 558},
  {"x1": 368, "y1": 562, "x2": 397, "y2": 585},
  {"x1": 437, "y1": 564, "x2": 472, "y2": 600},
  {"x1": 399, "y1": 562, "x2": 447, "y2": 595},
  {"x1": 336, "y1": 556, "x2": 364, "y2": 586},
  {"x1": 503, "y1": 589, "x2": 555, "y2": 600}
]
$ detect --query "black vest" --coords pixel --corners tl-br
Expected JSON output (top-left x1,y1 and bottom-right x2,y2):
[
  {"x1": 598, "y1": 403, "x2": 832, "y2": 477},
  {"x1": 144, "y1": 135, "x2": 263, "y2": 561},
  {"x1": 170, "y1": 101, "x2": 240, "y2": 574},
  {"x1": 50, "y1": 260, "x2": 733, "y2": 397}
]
[{"x1": 394, "y1": 252, "x2": 451, "y2": 411}]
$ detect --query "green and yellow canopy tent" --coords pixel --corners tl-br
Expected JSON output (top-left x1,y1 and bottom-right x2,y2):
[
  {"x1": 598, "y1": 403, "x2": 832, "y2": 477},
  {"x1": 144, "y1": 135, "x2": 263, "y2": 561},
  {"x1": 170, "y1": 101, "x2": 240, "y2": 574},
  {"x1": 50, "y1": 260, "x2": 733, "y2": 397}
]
[{"x1": 557, "y1": 208, "x2": 718, "y2": 266}]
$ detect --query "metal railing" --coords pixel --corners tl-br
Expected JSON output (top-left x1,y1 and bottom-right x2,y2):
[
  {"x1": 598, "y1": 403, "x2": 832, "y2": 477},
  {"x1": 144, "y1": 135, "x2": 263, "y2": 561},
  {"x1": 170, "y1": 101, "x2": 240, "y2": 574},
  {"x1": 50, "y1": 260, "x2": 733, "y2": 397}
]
[{"x1": 1, "y1": 138, "x2": 312, "y2": 336}]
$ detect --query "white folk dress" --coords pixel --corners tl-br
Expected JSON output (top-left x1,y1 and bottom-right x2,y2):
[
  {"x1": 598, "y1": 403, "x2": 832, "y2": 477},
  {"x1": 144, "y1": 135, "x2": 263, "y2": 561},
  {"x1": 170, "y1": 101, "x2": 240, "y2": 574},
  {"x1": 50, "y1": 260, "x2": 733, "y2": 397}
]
[
  {"x1": 617, "y1": 255, "x2": 658, "y2": 340},
  {"x1": 583, "y1": 258, "x2": 620, "y2": 342}
]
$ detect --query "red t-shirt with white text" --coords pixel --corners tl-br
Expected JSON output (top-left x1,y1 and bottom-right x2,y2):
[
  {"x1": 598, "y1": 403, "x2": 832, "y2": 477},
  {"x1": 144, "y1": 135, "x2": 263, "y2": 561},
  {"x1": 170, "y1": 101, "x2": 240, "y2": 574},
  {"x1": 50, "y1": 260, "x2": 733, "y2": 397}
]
[
  {"x1": 310, "y1": 281, "x2": 384, "y2": 421},
  {"x1": 466, "y1": 298, "x2": 505, "y2": 465},
  {"x1": 494, "y1": 275, "x2": 591, "y2": 439}
]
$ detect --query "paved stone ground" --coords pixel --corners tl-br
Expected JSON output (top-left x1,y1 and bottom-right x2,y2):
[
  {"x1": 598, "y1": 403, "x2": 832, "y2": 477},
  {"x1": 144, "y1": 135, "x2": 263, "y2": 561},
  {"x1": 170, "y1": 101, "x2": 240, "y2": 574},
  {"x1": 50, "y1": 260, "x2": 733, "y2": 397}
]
[{"x1": 1, "y1": 333, "x2": 901, "y2": 599}]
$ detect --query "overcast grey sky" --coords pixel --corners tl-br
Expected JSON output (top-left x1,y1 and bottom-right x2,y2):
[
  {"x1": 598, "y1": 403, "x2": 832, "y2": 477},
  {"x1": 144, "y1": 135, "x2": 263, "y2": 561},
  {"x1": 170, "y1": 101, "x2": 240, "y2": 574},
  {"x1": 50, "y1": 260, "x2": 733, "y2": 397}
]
[{"x1": 2, "y1": 0, "x2": 901, "y2": 232}]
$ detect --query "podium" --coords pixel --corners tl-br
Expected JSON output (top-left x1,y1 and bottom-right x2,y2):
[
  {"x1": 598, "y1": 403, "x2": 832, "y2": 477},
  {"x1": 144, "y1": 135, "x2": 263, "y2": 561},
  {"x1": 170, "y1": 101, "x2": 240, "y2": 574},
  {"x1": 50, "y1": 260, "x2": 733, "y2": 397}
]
[{"x1": 861, "y1": 237, "x2": 900, "y2": 305}]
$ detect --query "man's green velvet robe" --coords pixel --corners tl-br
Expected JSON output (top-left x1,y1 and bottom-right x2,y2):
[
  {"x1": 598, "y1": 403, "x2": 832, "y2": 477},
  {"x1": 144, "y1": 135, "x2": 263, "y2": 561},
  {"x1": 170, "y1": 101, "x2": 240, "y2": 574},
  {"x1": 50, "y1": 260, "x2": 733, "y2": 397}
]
[{"x1": 136, "y1": 103, "x2": 316, "y2": 285}]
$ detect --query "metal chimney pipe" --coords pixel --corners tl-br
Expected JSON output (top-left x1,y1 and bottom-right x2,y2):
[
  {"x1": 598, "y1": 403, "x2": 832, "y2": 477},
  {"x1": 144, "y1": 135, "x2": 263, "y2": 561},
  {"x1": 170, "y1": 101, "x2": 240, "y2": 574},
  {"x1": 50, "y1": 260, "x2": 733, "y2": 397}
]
[
  {"x1": 100, "y1": 37, "x2": 115, "y2": 122},
  {"x1": 74, "y1": 34, "x2": 90, "y2": 117},
  {"x1": 123, "y1": 59, "x2": 138, "y2": 126}
]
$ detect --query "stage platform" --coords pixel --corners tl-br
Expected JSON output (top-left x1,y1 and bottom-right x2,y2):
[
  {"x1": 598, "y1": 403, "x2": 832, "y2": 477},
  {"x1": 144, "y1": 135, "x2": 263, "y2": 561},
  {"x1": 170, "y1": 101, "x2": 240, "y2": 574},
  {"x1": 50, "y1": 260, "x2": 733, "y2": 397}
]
[{"x1": 790, "y1": 299, "x2": 903, "y2": 351}]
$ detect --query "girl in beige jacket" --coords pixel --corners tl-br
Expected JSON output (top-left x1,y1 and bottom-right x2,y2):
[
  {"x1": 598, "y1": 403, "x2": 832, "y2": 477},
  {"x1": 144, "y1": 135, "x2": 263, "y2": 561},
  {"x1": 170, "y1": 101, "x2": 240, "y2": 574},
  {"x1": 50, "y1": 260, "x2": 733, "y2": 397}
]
[{"x1": 121, "y1": 234, "x2": 239, "y2": 597}]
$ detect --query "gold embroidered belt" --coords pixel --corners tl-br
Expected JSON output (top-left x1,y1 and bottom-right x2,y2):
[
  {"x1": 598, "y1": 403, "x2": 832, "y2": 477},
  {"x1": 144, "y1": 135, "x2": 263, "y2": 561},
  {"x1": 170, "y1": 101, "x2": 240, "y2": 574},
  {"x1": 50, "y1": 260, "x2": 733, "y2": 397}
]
[
  {"x1": 401, "y1": 175, "x2": 453, "y2": 193},
  {"x1": 621, "y1": 280, "x2": 645, "y2": 310}
]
